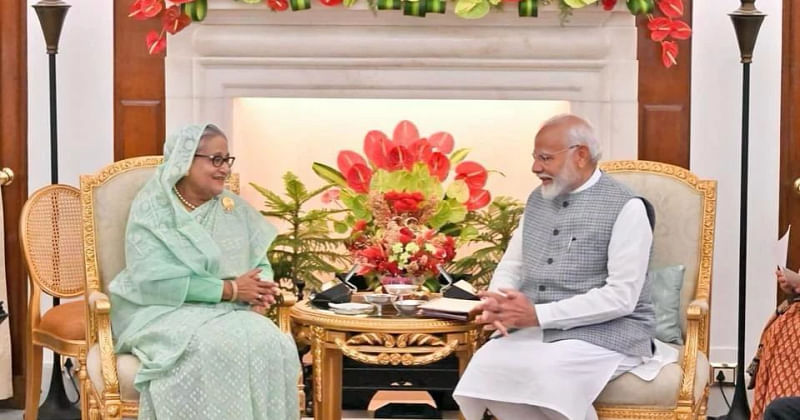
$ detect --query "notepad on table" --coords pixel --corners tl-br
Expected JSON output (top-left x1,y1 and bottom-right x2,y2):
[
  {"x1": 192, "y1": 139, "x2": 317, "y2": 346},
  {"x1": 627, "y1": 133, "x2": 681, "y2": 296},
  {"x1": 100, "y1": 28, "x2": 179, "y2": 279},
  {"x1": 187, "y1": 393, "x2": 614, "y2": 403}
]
[{"x1": 419, "y1": 297, "x2": 481, "y2": 321}]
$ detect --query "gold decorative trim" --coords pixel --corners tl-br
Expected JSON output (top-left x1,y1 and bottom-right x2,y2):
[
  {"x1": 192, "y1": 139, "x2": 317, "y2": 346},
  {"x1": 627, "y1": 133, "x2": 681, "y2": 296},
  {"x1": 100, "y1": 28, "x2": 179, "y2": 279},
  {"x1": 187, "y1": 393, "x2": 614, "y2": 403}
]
[
  {"x1": 334, "y1": 333, "x2": 457, "y2": 366},
  {"x1": 310, "y1": 326, "x2": 325, "y2": 403}
]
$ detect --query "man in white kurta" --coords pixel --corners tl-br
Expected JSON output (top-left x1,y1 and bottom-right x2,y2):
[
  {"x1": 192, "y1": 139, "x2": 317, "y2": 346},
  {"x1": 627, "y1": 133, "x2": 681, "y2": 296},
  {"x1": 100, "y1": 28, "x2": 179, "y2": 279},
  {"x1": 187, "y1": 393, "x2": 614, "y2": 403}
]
[{"x1": 453, "y1": 114, "x2": 677, "y2": 420}]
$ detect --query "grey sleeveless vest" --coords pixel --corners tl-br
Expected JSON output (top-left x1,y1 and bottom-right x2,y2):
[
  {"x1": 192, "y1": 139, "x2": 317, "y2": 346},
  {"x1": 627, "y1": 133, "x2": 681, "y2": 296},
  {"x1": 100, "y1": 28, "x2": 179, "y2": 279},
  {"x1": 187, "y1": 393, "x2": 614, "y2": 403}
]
[{"x1": 521, "y1": 173, "x2": 655, "y2": 357}]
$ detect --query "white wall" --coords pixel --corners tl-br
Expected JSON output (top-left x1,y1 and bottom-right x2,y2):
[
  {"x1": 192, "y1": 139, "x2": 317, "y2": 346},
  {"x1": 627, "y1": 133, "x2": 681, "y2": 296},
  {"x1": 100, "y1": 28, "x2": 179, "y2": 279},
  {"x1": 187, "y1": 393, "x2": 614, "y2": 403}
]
[
  {"x1": 26, "y1": 0, "x2": 114, "y2": 392},
  {"x1": 691, "y1": 0, "x2": 781, "y2": 374}
]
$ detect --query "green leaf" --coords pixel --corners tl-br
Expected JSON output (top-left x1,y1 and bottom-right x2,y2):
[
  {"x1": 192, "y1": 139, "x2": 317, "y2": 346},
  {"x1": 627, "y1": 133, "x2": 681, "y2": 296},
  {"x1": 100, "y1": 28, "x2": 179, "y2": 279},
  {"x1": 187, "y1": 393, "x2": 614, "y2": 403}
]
[
  {"x1": 312, "y1": 162, "x2": 348, "y2": 188},
  {"x1": 283, "y1": 172, "x2": 308, "y2": 203},
  {"x1": 449, "y1": 148, "x2": 471, "y2": 165},
  {"x1": 445, "y1": 179, "x2": 470, "y2": 203},
  {"x1": 454, "y1": 0, "x2": 490, "y2": 19},
  {"x1": 341, "y1": 193, "x2": 371, "y2": 221},
  {"x1": 343, "y1": 0, "x2": 358, "y2": 6},
  {"x1": 429, "y1": 200, "x2": 451, "y2": 230},
  {"x1": 446, "y1": 199, "x2": 468, "y2": 224},
  {"x1": 333, "y1": 221, "x2": 349, "y2": 234}
]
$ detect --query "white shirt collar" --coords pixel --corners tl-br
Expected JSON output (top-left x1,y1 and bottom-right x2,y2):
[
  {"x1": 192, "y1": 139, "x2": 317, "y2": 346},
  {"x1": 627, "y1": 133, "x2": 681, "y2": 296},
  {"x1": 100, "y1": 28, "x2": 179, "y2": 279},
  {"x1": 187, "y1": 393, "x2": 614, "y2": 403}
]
[{"x1": 570, "y1": 167, "x2": 602, "y2": 194}]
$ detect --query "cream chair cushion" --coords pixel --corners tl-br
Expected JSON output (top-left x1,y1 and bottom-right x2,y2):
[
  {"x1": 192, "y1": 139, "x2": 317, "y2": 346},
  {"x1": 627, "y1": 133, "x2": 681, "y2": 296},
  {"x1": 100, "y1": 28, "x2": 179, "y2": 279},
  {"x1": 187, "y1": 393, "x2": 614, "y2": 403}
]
[
  {"x1": 606, "y1": 171, "x2": 703, "y2": 337},
  {"x1": 92, "y1": 167, "x2": 156, "y2": 291},
  {"x1": 596, "y1": 345, "x2": 709, "y2": 409},
  {"x1": 86, "y1": 344, "x2": 140, "y2": 402}
]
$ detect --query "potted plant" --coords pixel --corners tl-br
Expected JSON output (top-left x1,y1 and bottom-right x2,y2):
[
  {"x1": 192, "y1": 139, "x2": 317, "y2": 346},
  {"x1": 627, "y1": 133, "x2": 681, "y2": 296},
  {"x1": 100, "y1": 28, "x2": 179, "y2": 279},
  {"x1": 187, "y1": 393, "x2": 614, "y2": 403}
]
[
  {"x1": 447, "y1": 196, "x2": 524, "y2": 290},
  {"x1": 251, "y1": 171, "x2": 351, "y2": 295}
]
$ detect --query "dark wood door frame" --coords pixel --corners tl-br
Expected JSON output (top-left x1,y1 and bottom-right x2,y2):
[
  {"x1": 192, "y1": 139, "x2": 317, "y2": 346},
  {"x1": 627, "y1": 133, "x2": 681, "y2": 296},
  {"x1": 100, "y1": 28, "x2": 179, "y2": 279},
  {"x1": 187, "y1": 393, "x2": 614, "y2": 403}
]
[
  {"x1": 0, "y1": 0, "x2": 29, "y2": 408},
  {"x1": 779, "y1": 0, "x2": 799, "y2": 303},
  {"x1": 636, "y1": 4, "x2": 692, "y2": 169}
]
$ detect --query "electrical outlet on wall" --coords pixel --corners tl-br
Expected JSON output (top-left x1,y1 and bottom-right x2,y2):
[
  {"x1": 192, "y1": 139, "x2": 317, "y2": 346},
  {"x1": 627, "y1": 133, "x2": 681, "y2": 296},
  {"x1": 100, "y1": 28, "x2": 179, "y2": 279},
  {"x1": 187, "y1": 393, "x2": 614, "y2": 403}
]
[{"x1": 711, "y1": 363, "x2": 737, "y2": 386}]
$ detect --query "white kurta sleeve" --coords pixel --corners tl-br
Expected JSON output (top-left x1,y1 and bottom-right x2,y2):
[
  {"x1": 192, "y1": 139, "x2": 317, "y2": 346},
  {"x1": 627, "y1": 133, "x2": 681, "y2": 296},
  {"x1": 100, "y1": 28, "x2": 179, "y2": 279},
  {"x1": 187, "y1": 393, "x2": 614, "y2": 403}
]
[
  {"x1": 535, "y1": 198, "x2": 653, "y2": 330},
  {"x1": 487, "y1": 222, "x2": 524, "y2": 292}
]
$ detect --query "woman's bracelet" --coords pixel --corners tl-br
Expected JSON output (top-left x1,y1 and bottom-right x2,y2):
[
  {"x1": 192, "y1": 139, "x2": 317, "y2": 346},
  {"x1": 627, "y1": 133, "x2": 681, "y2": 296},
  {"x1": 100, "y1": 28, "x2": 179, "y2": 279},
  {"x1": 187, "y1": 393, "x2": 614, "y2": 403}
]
[{"x1": 229, "y1": 280, "x2": 239, "y2": 302}]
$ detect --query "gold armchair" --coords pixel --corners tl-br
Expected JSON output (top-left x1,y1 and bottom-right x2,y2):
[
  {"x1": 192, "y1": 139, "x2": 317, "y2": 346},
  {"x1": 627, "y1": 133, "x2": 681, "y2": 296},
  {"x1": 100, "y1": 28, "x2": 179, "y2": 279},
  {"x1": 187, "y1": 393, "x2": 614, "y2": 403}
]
[
  {"x1": 79, "y1": 157, "x2": 297, "y2": 420},
  {"x1": 592, "y1": 160, "x2": 716, "y2": 420}
]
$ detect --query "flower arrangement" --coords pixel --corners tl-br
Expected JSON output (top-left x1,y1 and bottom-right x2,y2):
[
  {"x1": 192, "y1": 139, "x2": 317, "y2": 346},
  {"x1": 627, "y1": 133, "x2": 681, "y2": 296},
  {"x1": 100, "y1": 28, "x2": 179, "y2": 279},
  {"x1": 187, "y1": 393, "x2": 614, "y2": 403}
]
[
  {"x1": 313, "y1": 120, "x2": 491, "y2": 285},
  {"x1": 128, "y1": 0, "x2": 691, "y2": 68}
]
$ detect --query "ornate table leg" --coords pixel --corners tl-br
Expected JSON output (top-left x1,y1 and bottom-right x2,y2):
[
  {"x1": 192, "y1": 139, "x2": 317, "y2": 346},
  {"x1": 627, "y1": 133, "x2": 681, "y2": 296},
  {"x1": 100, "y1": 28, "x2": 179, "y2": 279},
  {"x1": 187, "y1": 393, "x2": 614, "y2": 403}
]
[{"x1": 312, "y1": 327, "x2": 344, "y2": 420}]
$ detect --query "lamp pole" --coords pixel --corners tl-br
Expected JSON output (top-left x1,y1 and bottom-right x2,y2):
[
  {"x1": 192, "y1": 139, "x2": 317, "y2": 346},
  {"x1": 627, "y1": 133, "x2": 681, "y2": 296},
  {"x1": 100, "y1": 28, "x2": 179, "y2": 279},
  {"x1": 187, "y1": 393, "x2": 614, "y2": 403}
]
[
  {"x1": 718, "y1": 1, "x2": 765, "y2": 420},
  {"x1": 32, "y1": 1, "x2": 81, "y2": 419}
]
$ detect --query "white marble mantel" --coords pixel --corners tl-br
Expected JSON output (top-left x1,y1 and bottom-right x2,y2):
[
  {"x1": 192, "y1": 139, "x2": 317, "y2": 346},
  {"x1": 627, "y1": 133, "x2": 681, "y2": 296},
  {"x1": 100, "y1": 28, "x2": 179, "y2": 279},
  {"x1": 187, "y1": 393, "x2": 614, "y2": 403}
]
[{"x1": 166, "y1": 1, "x2": 638, "y2": 158}]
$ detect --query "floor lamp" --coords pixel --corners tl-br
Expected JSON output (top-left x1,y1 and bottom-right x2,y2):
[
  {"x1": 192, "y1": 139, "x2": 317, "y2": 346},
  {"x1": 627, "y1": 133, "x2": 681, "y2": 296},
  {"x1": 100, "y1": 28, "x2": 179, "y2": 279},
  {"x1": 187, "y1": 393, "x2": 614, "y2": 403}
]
[
  {"x1": 32, "y1": 1, "x2": 81, "y2": 419},
  {"x1": 719, "y1": 1, "x2": 765, "y2": 420}
]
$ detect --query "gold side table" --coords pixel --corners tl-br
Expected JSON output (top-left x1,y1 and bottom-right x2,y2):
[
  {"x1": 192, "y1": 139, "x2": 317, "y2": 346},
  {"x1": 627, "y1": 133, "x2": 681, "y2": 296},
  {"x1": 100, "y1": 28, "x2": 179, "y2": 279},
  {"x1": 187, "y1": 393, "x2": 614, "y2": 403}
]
[{"x1": 291, "y1": 298, "x2": 483, "y2": 420}]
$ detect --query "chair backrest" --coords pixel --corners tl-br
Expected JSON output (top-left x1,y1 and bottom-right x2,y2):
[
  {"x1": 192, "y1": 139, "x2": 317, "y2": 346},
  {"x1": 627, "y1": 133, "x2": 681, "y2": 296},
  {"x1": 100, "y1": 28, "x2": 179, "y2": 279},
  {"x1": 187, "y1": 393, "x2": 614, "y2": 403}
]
[
  {"x1": 20, "y1": 184, "x2": 85, "y2": 298},
  {"x1": 601, "y1": 160, "x2": 716, "y2": 354},
  {"x1": 80, "y1": 156, "x2": 240, "y2": 294}
]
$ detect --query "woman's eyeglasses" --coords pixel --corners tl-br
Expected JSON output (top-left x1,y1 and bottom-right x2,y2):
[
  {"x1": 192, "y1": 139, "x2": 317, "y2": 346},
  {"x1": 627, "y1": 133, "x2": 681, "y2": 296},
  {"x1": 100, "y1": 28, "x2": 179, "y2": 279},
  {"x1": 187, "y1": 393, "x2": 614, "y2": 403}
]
[{"x1": 194, "y1": 154, "x2": 236, "y2": 168}]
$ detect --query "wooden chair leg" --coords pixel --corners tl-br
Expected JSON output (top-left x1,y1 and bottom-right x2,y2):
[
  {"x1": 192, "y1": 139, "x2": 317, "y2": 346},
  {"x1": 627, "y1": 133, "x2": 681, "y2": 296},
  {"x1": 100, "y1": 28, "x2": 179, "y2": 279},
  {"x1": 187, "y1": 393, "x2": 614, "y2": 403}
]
[
  {"x1": 77, "y1": 354, "x2": 88, "y2": 420},
  {"x1": 24, "y1": 342, "x2": 42, "y2": 420}
]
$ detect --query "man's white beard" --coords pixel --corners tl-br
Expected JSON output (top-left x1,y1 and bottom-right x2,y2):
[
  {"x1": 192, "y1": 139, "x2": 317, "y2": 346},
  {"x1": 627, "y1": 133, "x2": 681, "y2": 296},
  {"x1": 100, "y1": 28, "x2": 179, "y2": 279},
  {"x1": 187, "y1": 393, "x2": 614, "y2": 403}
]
[{"x1": 540, "y1": 163, "x2": 580, "y2": 200}]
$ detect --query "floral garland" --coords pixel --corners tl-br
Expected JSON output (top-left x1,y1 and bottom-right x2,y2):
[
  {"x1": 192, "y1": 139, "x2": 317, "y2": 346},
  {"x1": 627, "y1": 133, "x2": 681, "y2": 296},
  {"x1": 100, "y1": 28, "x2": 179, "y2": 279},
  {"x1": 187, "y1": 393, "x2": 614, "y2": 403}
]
[{"x1": 129, "y1": 0, "x2": 690, "y2": 66}]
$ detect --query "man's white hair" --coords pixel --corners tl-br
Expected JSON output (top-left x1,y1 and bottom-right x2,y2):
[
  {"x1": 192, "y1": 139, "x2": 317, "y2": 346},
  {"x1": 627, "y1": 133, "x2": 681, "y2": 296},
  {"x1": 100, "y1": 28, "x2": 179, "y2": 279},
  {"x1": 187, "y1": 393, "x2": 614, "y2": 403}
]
[{"x1": 539, "y1": 114, "x2": 602, "y2": 162}]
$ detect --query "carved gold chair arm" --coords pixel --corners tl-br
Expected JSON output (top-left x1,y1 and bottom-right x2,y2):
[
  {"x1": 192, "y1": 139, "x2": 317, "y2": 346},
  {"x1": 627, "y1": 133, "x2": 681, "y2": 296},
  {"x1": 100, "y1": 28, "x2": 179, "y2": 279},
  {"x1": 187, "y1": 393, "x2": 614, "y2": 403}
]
[
  {"x1": 677, "y1": 298, "x2": 709, "y2": 405},
  {"x1": 334, "y1": 338, "x2": 458, "y2": 366},
  {"x1": 275, "y1": 291, "x2": 297, "y2": 334},
  {"x1": 89, "y1": 291, "x2": 124, "y2": 419}
]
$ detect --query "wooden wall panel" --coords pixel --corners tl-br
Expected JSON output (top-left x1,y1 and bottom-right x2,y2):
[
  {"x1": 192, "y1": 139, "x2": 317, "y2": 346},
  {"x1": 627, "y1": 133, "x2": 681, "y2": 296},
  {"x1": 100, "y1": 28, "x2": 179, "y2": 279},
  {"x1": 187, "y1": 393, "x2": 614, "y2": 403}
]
[
  {"x1": 114, "y1": 0, "x2": 165, "y2": 160},
  {"x1": 636, "y1": 2, "x2": 693, "y2": 169},
  {"x1": 0, "y1": 0, "x2": 29, "y2": 408}
]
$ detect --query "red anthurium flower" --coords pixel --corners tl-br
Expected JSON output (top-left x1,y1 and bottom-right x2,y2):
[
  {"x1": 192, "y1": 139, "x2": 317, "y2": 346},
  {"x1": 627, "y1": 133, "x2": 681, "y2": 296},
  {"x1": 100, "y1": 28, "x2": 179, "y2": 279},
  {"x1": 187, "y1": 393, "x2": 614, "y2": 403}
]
[
  {"x1": 161, "y1": 6, "x2": 191, "y2": 35},
  {"x1": 337, "y1": 150, "x2": 368, "y2": 177},
  {"x1": 454, "y1": 161, "x2": 488, "y2": 190},
  {"x1": 648, "y1": 17, "x2": 673, "y2": 42},
  {"x1": 657, "y1": 0, "x2": 683, "y2": 18},
  {"x1": 146, "y1": 30, "x2": 166, "y2": 55},
  {"x1": 321, "y1": 189, "x2": 340, "y2": 204},
  {"x1": 267, "y1": 0, "x2": 289, "y2": 10},
  {"x1": 465, "y1": 189, "x2": 491, "y2": 211},
  {"x1": 601, "y1": 0, "x2": 617, "y2": 10},
  {"x1": 408, "y1": 139, "x2": 433, "y2": 163},
  {"x1": 426, "y1": 152, "x2": 450, "y2": 182},
  {"x1": 428, "y1": 132, "x2": 454, "y2": 154},
  {"x1": 392, "y1": 120, "x2": 420, "y2": 148},
  {"x1": 669, "y1": 20, "x2": 692, "y2": 40},
  {"x1": 320, "y1": 0, "x2": 343, "y2": 5},
  {"x1": 364, "y1": 130, "x2": 393, "y2": 169},
  {"x1": 661, "y1": 41, "x2": 679, "y2": 68},
  {"x1": 345, "y1": 163, "x2": 373, "y2": 193},
  {"x1": 129, "y1": 0, "x2": 163, "y2": 20},
  {"x1": 387, "y1": 145, "x2": 414, "y2": 171}
]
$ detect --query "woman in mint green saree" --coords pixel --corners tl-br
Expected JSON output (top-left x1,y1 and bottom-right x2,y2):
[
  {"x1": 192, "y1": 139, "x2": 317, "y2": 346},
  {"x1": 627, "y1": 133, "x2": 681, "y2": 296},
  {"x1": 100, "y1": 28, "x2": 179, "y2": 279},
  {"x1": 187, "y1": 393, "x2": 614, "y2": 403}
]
[{"x1": 108, "y1": 124, "x2": 300, "y2": 420}]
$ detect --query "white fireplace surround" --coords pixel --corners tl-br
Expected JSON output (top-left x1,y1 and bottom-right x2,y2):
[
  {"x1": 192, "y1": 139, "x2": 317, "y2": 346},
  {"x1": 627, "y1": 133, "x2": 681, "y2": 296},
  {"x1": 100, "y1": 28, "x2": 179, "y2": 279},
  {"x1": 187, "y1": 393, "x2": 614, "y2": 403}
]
[{"x1": 165, "y1": 0, "x2": 638, "y2": 158}]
